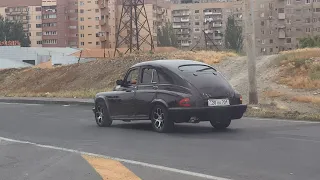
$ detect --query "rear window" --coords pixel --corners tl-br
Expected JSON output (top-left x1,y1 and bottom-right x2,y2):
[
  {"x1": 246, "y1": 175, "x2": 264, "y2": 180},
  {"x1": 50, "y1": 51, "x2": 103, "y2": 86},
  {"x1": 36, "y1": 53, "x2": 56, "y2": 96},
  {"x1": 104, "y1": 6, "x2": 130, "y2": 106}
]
[{"x1": 178, "y1": 64, "x2": 216, "y2": 73}]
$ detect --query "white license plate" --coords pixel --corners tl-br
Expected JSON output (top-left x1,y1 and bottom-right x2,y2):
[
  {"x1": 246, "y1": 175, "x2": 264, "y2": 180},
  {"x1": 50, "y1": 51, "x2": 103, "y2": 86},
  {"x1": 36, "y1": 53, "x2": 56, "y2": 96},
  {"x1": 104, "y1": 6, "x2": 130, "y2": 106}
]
[{"x1": 208, "y1": 99, "x2": 230, "y2": 107}]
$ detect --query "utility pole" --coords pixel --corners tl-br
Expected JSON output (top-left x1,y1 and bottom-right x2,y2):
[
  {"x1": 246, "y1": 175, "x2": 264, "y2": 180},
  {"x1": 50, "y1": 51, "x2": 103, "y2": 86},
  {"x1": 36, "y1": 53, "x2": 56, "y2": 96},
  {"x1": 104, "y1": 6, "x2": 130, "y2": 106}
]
[{"x1": 243, "y1": 0, "x2": 258, "y2": 104}]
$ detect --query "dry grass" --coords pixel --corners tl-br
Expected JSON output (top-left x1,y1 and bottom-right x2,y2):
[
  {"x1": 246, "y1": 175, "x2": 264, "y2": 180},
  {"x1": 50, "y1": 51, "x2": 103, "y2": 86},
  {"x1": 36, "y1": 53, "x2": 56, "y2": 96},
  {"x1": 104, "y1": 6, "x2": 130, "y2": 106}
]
[
  {"x1": 245, "y1": 105, "x2": 320, "y2": 121},
  {"x1": 291, "y1": 96, "x2": 320, "y2": 104},
  {"x1": 275, "y1": 48, "x2": 320, "y2": 89},
  {"x1": 263, "y1": 90, "x2": 286, "y2": 98},
  {"x1": 166, "y1": 50, "x2": 238, "y2": 64},
  {"x1": 0, "y1": 50, "x2": 238, "y2": 98}
]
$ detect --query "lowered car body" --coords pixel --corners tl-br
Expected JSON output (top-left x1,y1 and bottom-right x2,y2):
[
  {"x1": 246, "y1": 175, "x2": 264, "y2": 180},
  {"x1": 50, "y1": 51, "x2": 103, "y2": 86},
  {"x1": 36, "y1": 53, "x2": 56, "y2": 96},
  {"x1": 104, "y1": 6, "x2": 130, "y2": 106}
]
[{"x1": 93, "y1": 60, "x2": 247, "y2": 133}]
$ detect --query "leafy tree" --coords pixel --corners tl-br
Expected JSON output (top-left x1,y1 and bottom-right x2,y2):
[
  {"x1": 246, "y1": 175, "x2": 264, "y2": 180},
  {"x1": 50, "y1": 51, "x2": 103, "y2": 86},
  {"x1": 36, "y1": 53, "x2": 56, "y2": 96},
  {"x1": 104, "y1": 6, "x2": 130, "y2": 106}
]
[
  {"x1": 157, "y1": 22, "x2": 177, "y2": 47},
  {"x1": 299, "y1": 36, "x2": 320, "y2": 48},
  {"x1": 225, "y1": 15, "x2": 243, "y2": 53},
  {"x1": 0, "y1": 15, "x2": 31, "y2": 47}
]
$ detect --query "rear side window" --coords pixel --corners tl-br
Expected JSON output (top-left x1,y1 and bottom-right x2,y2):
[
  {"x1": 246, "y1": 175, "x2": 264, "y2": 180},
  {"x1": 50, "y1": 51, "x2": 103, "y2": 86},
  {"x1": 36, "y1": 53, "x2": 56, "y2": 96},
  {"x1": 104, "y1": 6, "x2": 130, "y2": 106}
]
[
  {"x1": 141, "y1": 68, "x2": 153, "y2": 84},
  {"x1": 178, "y1": 64, "x2": 216, "y2": 73},
  {"x1": 157, "y1": 70, "x2": 173, "y2": 84}
]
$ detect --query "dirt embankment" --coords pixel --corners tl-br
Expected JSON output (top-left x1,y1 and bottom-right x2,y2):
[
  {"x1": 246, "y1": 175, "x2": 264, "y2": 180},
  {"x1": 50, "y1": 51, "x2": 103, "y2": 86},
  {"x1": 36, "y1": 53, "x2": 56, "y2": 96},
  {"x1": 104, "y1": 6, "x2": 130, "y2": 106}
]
[{"x1": 0, "y1": 49, "x2": 319, "y2": 120}]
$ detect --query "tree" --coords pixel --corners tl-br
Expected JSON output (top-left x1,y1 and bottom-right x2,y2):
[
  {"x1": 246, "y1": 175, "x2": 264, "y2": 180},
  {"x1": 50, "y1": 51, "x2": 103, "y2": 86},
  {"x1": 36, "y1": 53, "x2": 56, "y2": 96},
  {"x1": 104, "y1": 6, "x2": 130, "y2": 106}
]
[
  {"x1": 299, "y1": 35, "x2": 320, "y2": 48},
  {"x1": 157, "y1": 22, "x2": 178, "y2": 47},
  {"x1": 0, "y1": 15, "x2": 31, "y2": 47},
  {"x1": 225, "y1": 15, "x2": 243, "y2": 53}
]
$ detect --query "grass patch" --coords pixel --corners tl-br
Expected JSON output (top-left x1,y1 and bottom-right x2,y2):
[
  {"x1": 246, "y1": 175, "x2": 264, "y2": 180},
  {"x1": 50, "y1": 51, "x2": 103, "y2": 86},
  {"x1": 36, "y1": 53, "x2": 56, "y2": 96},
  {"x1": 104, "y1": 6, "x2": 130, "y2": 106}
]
[
  {"x1": 274, "y1": 48, "x2": 320, "y2": 90},
  {"x1": 245, "y1": 105, "x2": 320, "y2": 121}
]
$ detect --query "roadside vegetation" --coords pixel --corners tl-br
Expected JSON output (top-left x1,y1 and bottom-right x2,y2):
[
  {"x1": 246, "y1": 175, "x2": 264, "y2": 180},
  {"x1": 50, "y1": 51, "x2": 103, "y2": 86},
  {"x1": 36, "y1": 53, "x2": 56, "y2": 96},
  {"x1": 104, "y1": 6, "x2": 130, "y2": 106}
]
[{"x1": 275, "y1": 48, "x2": 320, "y2": 89}]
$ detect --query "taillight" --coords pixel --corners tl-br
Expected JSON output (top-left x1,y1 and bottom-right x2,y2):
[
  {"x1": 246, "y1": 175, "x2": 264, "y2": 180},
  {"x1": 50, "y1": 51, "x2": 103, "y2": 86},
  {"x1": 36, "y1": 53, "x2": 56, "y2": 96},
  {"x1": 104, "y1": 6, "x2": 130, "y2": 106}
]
[
  {"x1": 179, "y1": 98, "x2": 191, "y2": 107},
  {"x1": 239, "y1": 95, "x2": 243, "y2": 104}
]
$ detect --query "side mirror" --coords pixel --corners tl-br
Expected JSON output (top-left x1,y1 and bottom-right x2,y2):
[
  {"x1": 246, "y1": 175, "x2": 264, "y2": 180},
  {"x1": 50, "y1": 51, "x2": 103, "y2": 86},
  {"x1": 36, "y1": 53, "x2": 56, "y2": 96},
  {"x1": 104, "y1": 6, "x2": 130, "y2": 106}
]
[{"x1": 116, "y1": 80, "x2": 123, "y2": 86}]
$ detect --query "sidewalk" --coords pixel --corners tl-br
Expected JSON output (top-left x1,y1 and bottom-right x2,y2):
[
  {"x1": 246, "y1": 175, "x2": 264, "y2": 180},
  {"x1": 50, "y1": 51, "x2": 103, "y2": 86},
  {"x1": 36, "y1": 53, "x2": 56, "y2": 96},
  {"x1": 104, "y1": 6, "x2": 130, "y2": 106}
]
[{"x1": 0, "y1": 97, "x2": 94, "y2": 105}]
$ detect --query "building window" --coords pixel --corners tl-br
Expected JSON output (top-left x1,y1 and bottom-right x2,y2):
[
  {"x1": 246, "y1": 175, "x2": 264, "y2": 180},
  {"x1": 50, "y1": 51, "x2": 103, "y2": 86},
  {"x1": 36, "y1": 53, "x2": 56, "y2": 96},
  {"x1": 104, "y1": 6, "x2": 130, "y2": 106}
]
[
  {"x1": 80, "y1": 1, "x2": 85, "y2": 5},
  {"x1": 95, "y1": 0, "x2": 98, "y2": 4},
  {"x1": 96, "y1": 41, "x2": 100, "y2": 45},
  {"x1": 95, "y1": 17, "x2": 99, "y2": 20},
  {"x1": 44, "y1": 31, "x2": 57, "y2": 36},
  {"x1": 43, "y1": 14, "x2": 57, "y2": 19},
  {"x1": 87, "y1": 1, "x2": 91, "y2": 3},
  {"x1": 80, "y1": 9, "x2": 84, "y2": 13},
  {"x1": 96, "y1": 25, "x2": 99, "y2": 29},
  {"x1": 261, "y1": 21, "x2": 264, "y2": 26},
  {"x1": 270, "y1": 39, "x2": 273, "y2": 44},
  {"x1": 194, "y1": 28, "x2": 200, "y2": 32},
  {"x1": 43, "y1": 39, "x2": 57, "y2": 44},
  {"x1": 261, "y1": 39, "x2": 265, "y2": 44},
  {"x1": 80, "y1": 26, "x2": 85, "y2": 30},
  {"x1": 36, "y1": 7, "x2": 41, "y2": 11},
  {"x1": 286, "y1": 38, "x2": 291, "y2": 43},
  {"x1": 88, "y1": 9, "x2": 92, "y2": 12},
  {"x1": 80, "y1": 34, "x2": 84, "y2": 37},
  {"x1": 95, "y1": 9, "x2": 99, "y2": 13},
  {"x1": 287, "y1": 0, "x2": 291, "y2": 5},
  {"x1": 80, "y1": 17, "x2": 84, "y2": 21},
  {"x1": 81, "y1": 42, "x2": 85, "y2": 46},
  {"x1": 195, "y1": 22, "x2": 199, "y2": 25},
  {"x1": 306, "y1": 0, "x2": 311, "y2": 4},
  {"x1": 88, "y1": 42, "x2": 92, "y2": 44},
  {"x1": 36, "y1": 24, "x2": 42, "y2": 28},
  {"x1": 195, "y1": 10, "x2": 199, "y2": 13},
  {"x1": 270, "y1": 48, "x2": 273, "y2": 53},
  {"x1": 36, "y1": 16, "x2": 41, "y2": 20},
  {"x1": 36, "y1": 32, "x2": 42, "y2": 36},
  {"x1": 37, "y1": 41, "x2": 42, "y2": 44}
]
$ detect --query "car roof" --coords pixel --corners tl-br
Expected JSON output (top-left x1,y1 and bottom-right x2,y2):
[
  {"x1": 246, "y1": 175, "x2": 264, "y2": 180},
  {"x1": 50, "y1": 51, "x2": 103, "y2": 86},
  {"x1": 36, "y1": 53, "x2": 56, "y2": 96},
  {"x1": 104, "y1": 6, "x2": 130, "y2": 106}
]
[{"x1": 131, "y1": 59, "x2": 209, "y2": 70}]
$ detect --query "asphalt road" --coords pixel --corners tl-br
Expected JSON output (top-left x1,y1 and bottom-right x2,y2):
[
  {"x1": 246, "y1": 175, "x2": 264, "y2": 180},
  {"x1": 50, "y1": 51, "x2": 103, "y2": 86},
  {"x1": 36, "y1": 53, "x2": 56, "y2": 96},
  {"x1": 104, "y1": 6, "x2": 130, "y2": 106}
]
[{"x1": 0, "y1": 102, "x2": 320, "y2": 180}]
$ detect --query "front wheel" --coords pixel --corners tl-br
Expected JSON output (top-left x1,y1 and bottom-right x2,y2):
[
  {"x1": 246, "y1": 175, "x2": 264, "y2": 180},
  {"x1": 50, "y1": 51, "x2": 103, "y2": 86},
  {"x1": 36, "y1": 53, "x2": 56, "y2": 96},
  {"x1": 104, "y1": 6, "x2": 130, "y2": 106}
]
[
  {"x1": 151, "y1": 105, "x2": 174, "y2": 133},
  {"x1": 95, "y1": 101, "x2": 113, "y2": 127},
  {"x1": 210, "y1": 118, "x2": 231, "y2": 130}
]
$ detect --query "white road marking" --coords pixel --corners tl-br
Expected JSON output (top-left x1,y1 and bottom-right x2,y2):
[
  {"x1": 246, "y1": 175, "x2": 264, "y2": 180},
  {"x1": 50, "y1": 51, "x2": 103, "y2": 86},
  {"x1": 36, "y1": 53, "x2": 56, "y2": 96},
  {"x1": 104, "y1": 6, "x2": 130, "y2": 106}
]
[
  {"x1": 0, "y1": 136, "x2": 231, "y2": 180},
  {"x1": 0, "y1": 102, "x2": 42, "y2": 106},
  {"x1": 276, "y1": 137, "x2": 320, "y2": 143},
  {"x1": 245, "y1": 117, "x2": 320, "y2": 124}
]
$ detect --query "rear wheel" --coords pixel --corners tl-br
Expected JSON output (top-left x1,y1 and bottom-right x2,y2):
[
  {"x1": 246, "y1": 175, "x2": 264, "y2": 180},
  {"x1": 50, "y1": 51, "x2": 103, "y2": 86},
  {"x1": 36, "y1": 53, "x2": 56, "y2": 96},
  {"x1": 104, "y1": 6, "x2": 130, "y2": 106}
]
[
  {"x1": 210, "y1": 118, "x2": 231, "y2": 130},
  {"x1": 151, "y1": 105, "x2": 174, "y2": 133},
  {"x1": 95, "y1": 101, "x2": 112, "y2": 127}
]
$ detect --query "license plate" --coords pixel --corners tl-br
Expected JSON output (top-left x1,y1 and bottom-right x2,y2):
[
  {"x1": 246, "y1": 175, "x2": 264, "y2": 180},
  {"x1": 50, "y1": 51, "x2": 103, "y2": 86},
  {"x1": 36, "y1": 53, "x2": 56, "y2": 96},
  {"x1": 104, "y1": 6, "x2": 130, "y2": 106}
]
[{"x1": 208, "y1": 99, "x2": 230, "y2": 107}]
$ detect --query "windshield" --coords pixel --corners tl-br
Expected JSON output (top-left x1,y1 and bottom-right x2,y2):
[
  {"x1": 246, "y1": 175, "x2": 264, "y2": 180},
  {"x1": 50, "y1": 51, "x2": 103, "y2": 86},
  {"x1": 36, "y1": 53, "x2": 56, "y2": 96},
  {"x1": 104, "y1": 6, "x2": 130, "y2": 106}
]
[{"x1": 178, "y1": 64, "x2": 217, "y2": 73}]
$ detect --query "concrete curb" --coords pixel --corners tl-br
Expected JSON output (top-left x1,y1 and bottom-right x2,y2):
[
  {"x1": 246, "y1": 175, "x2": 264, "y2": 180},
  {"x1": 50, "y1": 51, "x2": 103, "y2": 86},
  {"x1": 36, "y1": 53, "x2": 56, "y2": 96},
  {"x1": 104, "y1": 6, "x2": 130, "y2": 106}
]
[{"x1": 0, "y1": 97, "x2": 94, "y2": 106}]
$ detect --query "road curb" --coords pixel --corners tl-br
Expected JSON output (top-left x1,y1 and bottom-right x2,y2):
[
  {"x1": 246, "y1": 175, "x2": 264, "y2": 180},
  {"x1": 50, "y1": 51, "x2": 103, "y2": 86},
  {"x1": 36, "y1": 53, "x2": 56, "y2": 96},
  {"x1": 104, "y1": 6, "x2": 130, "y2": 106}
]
[{"x1": 0, "y1": 97, "x2": 94, "y2": 106}]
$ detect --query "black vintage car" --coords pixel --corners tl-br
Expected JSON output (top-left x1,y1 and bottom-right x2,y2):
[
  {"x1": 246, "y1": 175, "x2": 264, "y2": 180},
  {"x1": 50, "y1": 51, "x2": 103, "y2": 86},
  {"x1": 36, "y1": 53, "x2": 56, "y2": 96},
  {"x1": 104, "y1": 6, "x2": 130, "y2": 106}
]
[{"x1": 93, "y1": 60, "x2": 247, "y2": 133}]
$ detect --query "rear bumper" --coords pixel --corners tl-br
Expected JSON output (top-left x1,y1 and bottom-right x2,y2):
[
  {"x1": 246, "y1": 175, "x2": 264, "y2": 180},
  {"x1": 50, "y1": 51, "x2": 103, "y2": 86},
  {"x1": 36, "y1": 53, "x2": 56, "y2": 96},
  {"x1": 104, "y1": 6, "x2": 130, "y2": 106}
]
[{"x1": 168, "y1": 105, "x2": 247, "y2": 123}]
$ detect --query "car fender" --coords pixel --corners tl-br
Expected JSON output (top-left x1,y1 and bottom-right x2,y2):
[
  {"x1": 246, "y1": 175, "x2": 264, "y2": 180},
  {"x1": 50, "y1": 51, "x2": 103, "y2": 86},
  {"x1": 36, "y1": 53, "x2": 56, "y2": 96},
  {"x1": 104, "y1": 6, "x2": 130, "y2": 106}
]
[
  {"x1": 94, "y1": 96, "x2": 110, "y2": 111},
  {"x1": 150, "y1": 99, "x2": 169, "y2": 108}
]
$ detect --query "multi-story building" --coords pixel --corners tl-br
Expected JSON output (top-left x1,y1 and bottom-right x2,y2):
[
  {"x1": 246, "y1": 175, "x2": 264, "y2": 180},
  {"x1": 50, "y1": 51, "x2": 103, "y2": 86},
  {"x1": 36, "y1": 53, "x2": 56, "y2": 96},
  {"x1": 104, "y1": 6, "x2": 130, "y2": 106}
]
[
  {"x1": 77, "y1": 0, "x2": 108, "y2": 49},
  {"x1": 253, "y1": 0, "x2": 320, "y2": 56},
  {"x1": 171, "y1": 1, "x2": 233, "y2": 50}
]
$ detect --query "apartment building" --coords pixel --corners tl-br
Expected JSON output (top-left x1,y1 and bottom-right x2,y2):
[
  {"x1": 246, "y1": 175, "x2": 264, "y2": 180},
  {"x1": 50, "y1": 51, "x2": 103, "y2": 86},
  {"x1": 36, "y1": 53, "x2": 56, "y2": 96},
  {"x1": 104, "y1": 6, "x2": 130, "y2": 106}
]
[
  {"x1": 171, "y1": 1, "x2": 233, "y2": 50},
  {"x1": 253, "y1": 0, "x2": 320, "y2": 56},
  {"x1": 106, "y1": 0, "x2": 171, "y2": 49}
]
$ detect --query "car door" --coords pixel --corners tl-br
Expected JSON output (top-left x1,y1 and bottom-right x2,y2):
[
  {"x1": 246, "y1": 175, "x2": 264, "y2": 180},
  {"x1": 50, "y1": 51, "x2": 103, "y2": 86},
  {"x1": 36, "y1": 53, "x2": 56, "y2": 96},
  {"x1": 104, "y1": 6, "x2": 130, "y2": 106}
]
[
  {"x1": 108, "y1": 68, "x2": 139, "y2": 119},
  {"x1": 134, "y1": 66, "x2": 159, "y2": 119}
]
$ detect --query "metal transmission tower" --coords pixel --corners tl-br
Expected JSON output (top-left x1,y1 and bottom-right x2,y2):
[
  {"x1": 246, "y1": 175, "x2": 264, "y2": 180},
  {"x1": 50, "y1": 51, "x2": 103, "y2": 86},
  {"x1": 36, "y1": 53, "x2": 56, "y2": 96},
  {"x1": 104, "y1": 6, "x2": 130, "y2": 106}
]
[{"x1": 114, "y1": 0, "x2": 154, "y2": 56}]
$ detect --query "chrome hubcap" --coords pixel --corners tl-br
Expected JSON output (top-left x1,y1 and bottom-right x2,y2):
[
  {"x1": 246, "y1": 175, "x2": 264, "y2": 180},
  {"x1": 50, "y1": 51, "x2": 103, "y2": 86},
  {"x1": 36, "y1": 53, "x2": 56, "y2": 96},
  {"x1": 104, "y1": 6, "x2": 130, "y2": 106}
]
[
  {"x1": 153, "y1": 108, "x2": 165, "y2": 129},
  {"x1": 95, "y1": 106, "x2": 104, "y2": 124}
]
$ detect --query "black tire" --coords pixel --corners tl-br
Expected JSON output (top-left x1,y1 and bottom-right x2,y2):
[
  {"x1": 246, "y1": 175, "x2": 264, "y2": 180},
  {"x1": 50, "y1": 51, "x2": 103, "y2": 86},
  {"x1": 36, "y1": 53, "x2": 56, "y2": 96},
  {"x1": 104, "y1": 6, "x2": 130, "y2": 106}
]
[
  {"x1": 151, "y1": 105, "x2": 174, "y2": 133},
  {"x1": 210, "y1": 118, "x2": 231, "y2": 130},
  {"x1": 95, "y1": 101, "x2": 113, "y2": 127}
]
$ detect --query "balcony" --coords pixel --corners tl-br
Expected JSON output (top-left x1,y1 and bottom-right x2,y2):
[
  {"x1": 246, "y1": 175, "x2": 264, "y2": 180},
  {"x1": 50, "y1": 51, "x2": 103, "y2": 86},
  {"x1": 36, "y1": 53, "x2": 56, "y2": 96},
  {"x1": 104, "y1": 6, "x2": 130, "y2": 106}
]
[
  {"x1": 214, "y1": 36, "x2": 222, "y2": 40},
  {"x1": 181, "y1": 42, "x2": 190, "y2": 47},
  {"x1": 173, "y1": 25, "x2": 182, "y2": 29},
  {"x1": 279, "y1": 30, "x2": 285, "y2": 39},
  {"x1": 212, "y1": 23, "x2": 222, "y2": 28},
  {"x1": 98, "y1": 0, "x2": 106, "y2": 8},
  {"x1": 99, "y1": 20, "x2": 106, "y2": 26},
  {"x1": 99, "y1": 36, "x2": 107, "y2": 41},
  {"x1": 278, "y1": 13, "x2": 285, "y2": 20},
  {"x1": 181, "y1": 18, "x2": 189, "y2": 22},
  {"x1": 7, "y1": 11, "x2": 28, "y2": 15},
  {"x1": 204, "y1": 29, "x2": 214, "y2": 34},
  {"x1": 173, "y1": 12, "x2": 190, "y2": 16},
  {"x1": 204, "y1": 12, "x2": 222, "y2": 16}
]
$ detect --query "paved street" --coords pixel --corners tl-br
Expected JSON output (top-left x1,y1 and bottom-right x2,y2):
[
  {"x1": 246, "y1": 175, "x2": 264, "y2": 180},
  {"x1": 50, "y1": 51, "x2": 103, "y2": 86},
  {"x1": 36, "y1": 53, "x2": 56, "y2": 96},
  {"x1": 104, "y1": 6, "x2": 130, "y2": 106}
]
[{"x1": 0, "y1": 102, "x2": 320, "y2": 180}]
